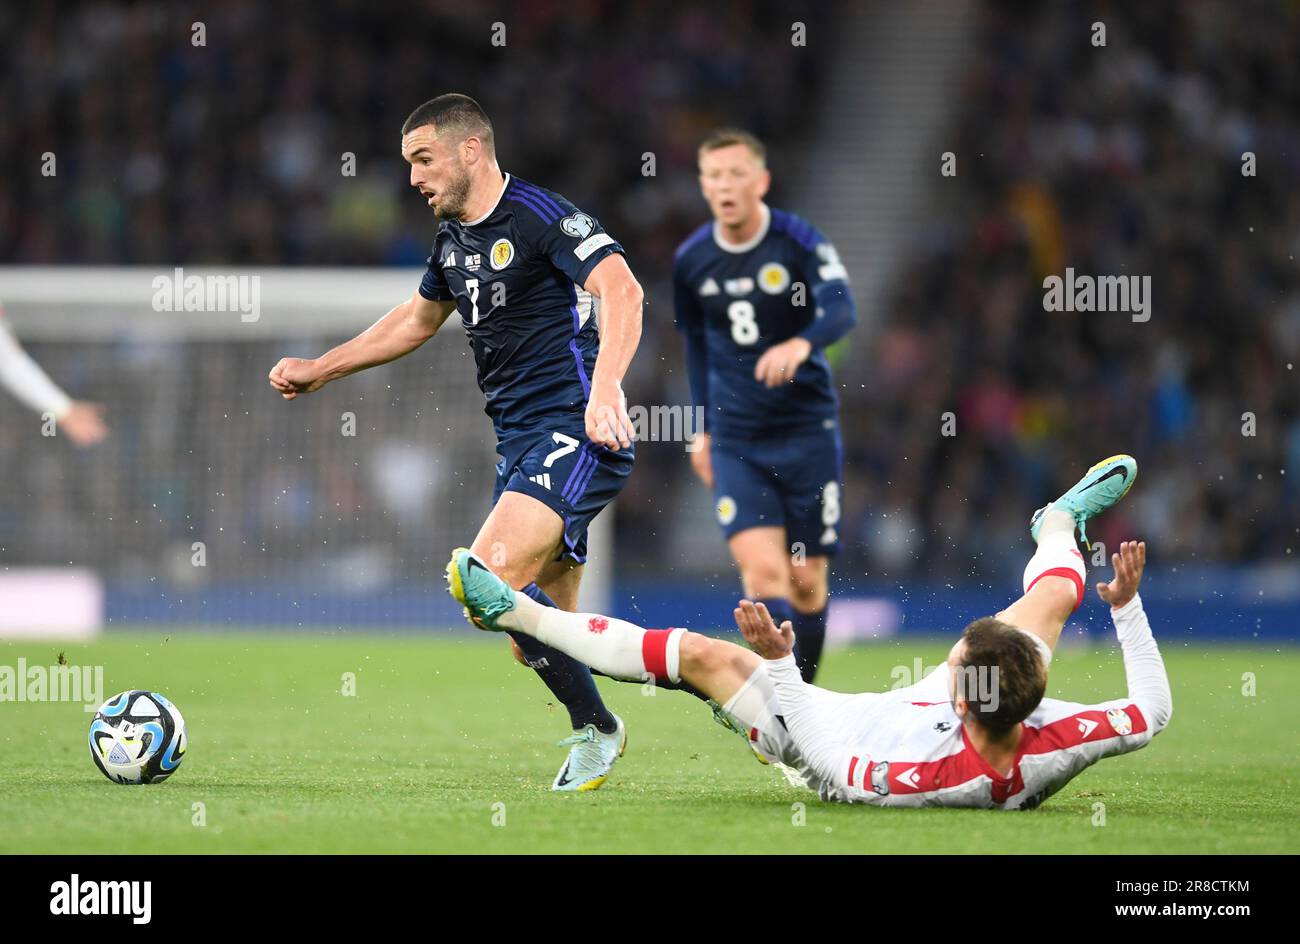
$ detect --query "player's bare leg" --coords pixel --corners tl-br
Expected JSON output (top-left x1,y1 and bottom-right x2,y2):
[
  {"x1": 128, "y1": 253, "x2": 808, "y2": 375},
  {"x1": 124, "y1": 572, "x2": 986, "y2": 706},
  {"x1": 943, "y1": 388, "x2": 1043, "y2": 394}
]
[
  {"x1": 994, "y1": 578, "x2": 1079, "y2": 653},
  {"x1": 789, "y1": 555, "x2": 828, "y2": 612},
  {"x1": 502, "y1": 555, "x2": 583, "y2": 665},
  {"x1": 470, "y1": 490, "x2": 567, "y2": 589},
  {"x1": 467, "y1": 491, "x2": 626, "y2": 791},
  {"x1": 728, "y1": 528, "x2": 828, "y2": 681},
  {"x1": 472, "y1": 493, "x2": 564, "y2": 665},
  {"x1": 535, "y1": 555, "x2": 584, "y2": 610},
  {"x1": 728, "y1": 526, "x2": 826, "y2": 679},
  {"x1": 728, "y1": 527, "x2": 792, "y2": 599},
  {"x1": 676, "y1": 633, "x2": 762, "y2": 704}
]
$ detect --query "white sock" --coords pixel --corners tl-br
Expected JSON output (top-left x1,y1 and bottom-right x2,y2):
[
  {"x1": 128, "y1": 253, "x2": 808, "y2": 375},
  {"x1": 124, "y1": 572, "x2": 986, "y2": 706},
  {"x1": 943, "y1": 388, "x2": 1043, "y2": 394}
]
[
  {"x1": 1036, "y1": 505, "x2": 1077, "y2": 542},
  {"x1": 721, "y1": 665, "x2": 777, "y2": 731},
  {"x1": 500, "y1": 593, "x2": 685, "y2": 683},
  {"x1": 1022, "y1": 527, "x2": 1086, "y2": 611}
]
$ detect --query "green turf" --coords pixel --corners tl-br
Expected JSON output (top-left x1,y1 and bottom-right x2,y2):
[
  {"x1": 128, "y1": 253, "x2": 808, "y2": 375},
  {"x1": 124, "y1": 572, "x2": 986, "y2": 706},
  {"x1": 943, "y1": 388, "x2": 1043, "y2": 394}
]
[{"x1": 1, "y1": 630, "x2": 1297, "y2": 853}]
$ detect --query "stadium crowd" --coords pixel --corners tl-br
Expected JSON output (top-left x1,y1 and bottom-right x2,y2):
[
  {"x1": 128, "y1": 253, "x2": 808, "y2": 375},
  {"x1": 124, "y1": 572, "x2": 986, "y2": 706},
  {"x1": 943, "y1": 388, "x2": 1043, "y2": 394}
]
[
  {"x1": 830, "y1": 0, "x2": 1300, "y2": 580},
  {"x1": 2, "y1": 1, "x2": 1296, "y2": 590},
  {"x1": 0, "y1": 0, "x2": 838, "y2": 585}
]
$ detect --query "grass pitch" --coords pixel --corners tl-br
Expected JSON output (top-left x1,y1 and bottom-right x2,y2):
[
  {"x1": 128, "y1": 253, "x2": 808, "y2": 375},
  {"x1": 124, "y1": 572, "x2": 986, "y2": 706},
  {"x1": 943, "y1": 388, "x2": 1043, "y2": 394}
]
[{"x1": 2, "y1": 629, "x2": 1297, "y2": 854}]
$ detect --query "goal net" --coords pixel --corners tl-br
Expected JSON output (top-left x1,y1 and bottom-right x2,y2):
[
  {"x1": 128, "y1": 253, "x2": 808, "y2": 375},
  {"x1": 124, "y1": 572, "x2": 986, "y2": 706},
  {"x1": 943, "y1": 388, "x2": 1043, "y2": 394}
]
[{"x1": 0, "y1": 267, "x2": 612, "y2": 631}]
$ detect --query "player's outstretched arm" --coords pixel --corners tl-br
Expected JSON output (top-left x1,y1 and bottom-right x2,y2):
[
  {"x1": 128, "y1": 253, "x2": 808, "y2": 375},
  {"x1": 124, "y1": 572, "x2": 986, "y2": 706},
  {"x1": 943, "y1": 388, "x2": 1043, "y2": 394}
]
[
  {"x1": 582, "y1": 254, "x2": 643, "y2": 449},
  {"x1": 268, "y1": 295, "x2": 456, "y2": 400},
  {"x1": 735, "y1": 600, "x2": 849, "y2": 785},
  {"x1": 1098, "y1": 541, "x2": 1173, "y2": 734},
  {"x1": 0, "y1": 315, "x2": 108, "y2": 445}
]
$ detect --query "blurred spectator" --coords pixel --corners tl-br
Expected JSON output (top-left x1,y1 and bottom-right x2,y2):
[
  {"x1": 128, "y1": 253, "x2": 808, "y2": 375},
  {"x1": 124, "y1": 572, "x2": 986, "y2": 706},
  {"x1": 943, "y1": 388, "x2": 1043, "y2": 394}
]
[
  {"x1": 2, "y1": 0, "x2": 1297, "y2": 590},
  {"x1": 833, "y1": 0, "x2": 1300, "y2": 579}
]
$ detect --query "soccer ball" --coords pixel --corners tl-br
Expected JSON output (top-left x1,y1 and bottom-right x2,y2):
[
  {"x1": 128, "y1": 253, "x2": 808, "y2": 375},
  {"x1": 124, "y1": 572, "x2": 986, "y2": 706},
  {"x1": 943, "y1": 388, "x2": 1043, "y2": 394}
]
[{"x1": 88, "y1": 690, "x2": 187, "y2": 785}]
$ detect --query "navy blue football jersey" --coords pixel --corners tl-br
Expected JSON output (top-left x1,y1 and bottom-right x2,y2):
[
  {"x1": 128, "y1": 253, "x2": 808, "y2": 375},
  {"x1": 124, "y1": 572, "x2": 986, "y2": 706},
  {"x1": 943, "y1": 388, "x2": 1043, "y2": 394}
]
[
  {"x1": 673, "y1": 205, "x2": 851, "y2": 439},
  {"x1": 418, "y1": 173, "x2": 625, "y2": 444}
]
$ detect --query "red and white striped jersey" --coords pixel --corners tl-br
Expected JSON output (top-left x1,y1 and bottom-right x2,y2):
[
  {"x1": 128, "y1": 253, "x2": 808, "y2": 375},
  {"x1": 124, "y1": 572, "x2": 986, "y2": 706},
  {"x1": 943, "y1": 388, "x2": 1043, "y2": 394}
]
[
  {"x1": 821, "y1": 692, "x2": 1153, "y2": 809},
  {"x1": 759, "y1": 595, "x2": 1171, "y2": 810}
]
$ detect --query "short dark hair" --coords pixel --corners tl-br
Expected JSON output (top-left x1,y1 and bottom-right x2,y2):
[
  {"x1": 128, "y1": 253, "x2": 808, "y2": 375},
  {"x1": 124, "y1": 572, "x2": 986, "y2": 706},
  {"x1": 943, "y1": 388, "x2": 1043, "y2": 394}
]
[
  {"x1": 957, "y1": 617, "x2": 1047, "y2": 735},
  {"x1": 401, "y1": 93, "x2": 494, "y2": 152},
  {"x1": 698, "y1": 128, "x2": 766, "y2": 166}
]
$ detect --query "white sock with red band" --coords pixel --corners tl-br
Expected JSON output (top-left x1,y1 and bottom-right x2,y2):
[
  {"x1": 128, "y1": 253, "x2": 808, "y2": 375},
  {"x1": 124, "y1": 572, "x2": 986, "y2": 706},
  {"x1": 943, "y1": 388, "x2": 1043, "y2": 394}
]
[
  {"x1": 500, "y1": 594, "x2": 685, "y2": 684},
  {"x1": 1022, "y1": 529, "x2": 1087, "y2": 611}
]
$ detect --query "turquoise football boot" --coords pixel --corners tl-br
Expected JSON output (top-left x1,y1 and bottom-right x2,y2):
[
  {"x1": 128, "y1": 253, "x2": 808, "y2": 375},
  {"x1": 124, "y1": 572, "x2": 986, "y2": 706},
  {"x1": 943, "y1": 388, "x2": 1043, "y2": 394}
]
[
  {"x1": 1030, "y1": 454, "x2": 1137, "y2": 549},
  {"x1": 552, "y1": 714, "x2": 627, "y2": 792},
  {"x1": 445, "y1": 547, "x2": 516, "y2": 630}
]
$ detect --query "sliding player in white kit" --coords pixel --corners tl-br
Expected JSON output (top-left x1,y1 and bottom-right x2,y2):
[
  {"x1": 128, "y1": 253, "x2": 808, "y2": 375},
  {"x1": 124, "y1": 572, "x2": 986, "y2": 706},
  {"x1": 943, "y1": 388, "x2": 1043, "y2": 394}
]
[{"x1": 448, "y1": 454, "x2": 1173, "y2": 809}]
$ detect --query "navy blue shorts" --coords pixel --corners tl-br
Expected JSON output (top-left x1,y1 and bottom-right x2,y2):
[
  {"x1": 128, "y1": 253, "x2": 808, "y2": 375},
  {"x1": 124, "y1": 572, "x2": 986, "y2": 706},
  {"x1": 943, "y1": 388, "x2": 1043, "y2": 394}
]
[
  {"x1": 710, "y1": 423, "x2": 843, "y2": 556},
  {"x1": 494, "y1": 424, "x2": 635, "y2": 564}
]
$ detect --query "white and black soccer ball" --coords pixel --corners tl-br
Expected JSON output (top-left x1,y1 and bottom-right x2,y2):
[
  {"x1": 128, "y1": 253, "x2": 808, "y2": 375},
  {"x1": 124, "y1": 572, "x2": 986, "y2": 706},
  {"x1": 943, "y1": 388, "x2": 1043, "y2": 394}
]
[{"x1": 88, "y1": 690, "x2": 187, "y2": 785}]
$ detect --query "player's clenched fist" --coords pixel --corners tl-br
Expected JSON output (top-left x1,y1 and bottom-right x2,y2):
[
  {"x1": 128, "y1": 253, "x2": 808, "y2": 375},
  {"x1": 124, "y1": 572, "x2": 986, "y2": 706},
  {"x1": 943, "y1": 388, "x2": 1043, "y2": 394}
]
[
  {"x1": 585, "y1": 378, "x2": 634, "y2": 450},
  {"x1": 1096, "y1": 540, "x2": 1146, "y2": 609},
  {"x1": 58, "y1": 401, "x2": 109, "y2": 446},
  {"x1": 268, "y1": 357, "x2": 326, "y2": 400}
]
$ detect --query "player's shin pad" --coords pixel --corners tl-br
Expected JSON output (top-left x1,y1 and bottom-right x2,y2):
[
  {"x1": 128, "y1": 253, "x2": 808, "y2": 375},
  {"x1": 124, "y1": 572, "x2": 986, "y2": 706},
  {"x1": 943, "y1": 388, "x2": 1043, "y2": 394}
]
[
  {"x1": 533, "y1": 609, "x2": 685, "y2": 685},
  {"x1": 1022, "y1": 530, "x2": 1086, "y2": 611}
]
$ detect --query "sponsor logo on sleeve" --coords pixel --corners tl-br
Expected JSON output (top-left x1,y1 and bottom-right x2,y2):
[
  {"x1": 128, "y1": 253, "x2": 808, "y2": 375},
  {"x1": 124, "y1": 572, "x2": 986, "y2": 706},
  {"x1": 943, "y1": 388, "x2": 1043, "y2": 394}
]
[
  {"x1": 871, "y1": 760, "x2": 891, "y2": 795},
  {"x1": 574, "y1": 232, "x2": 615, "y2": 261},
  {"x1": 560, "y1": 212, "x2": 595, "y2": 239},
  {"x1": 1106, "y1": 707, "x2": 1134, "y2": 735}
]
